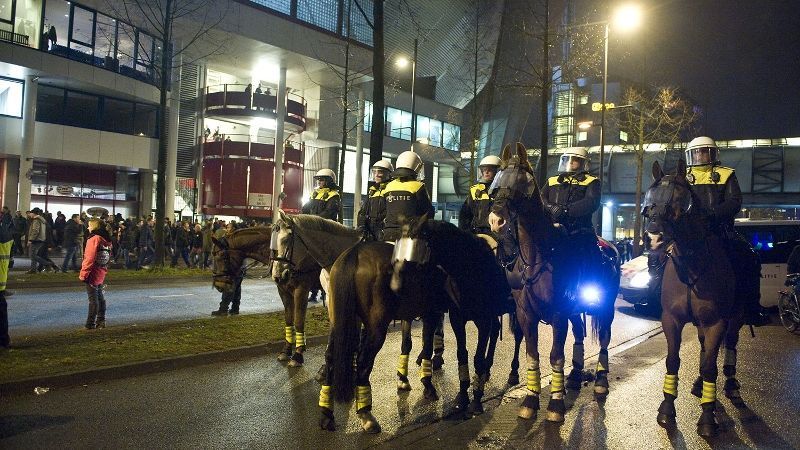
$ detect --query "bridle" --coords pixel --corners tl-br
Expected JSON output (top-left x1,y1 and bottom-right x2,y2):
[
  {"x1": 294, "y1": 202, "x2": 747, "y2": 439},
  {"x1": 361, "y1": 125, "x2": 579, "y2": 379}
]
[
  {"x1": 270, "y1": 220, "x2": 321, "y2": 277},
  {"x1": 211, "y1": 234, "x2": 268, "y2": 284}
]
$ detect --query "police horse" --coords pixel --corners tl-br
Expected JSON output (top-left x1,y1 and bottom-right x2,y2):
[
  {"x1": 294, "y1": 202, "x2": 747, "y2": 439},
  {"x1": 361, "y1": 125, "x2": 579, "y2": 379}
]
[
  {"x1": 319, "y1": 217, "x2": 510, "y2": 433},
  {"x1": 211, "y1": 227, "x2": 321, "y2": 366},
  {"x1": 643, "y1": 160, "x2": 747, "y2": 437},
  {"x1": 488, "y1": 143, "x2": 619, "y2": 423}
]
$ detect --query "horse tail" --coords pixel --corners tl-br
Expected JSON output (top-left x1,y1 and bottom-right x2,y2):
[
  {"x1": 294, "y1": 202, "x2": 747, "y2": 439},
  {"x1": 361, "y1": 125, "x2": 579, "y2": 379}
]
[
  {"x1": 329, "y1": 245, "x2": 361, "y2": 404},
  {"x1": 591, "y1": 259, "x2": 621, "y2": 343}
]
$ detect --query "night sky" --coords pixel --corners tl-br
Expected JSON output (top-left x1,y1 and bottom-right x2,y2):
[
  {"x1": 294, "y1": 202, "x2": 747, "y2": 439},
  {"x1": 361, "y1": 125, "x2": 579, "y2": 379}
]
[{"x1": 611, "y1": 0, "x2": 800, "y2": 140}]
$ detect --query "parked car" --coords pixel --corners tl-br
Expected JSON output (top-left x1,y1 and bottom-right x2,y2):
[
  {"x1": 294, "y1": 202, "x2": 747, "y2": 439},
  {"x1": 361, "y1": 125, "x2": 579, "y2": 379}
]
[{"x1": 619, "y1": 219, "x2": 800, "y2": 317}]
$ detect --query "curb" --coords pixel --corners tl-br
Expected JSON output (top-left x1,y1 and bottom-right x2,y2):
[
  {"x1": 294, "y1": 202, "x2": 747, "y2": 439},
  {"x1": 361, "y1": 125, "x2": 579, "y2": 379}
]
[
  {"x1": 0, "y1": 334, "x2": 329, "y2": 397},
  {"x1": 5, "y1": 276, "x2": 212, "y2": 290}
]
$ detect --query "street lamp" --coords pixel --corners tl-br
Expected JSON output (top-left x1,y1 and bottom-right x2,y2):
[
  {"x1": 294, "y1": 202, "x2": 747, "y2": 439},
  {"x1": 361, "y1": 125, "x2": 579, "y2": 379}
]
[
  {"x1": 597, "y1": 4, "x2": 642, "y2": 237},
  {"x1": 396, "y1": 38, "x2": 418, "y2": 150}
]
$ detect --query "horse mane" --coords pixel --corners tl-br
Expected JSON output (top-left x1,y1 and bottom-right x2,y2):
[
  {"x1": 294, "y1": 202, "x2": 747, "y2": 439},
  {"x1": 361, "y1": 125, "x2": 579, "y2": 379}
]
[
  {"x1": 226, "y1": 226, "x2": 271, "y2": 251},
  {"x1": 292, "y1": 214, "x2": 357, "y2": 236}
]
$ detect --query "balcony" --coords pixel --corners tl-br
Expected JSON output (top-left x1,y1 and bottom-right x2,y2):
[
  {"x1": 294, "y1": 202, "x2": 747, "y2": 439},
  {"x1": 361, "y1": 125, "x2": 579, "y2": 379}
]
[{"x1": 205, "y1": 84, "x2": 307, "y2": 132}]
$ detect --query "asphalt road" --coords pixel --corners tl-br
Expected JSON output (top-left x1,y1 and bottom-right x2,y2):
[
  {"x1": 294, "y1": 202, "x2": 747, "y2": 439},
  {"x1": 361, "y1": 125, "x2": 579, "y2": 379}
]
[
  {"x1": 0, "y1": 299, "x2": 665, "y2": 448},
  {"x1": 6, "y1": 278, "x2": 287, "y2": 335}
]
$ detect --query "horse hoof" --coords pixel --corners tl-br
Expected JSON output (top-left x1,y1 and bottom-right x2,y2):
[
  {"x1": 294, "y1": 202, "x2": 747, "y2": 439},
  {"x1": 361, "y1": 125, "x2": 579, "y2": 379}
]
[
  {"x1": 507, "y1": 373, "x2": 520, "y2": 386},
  {"x1": 358, "y1": 411, "x2": 381, "y2": 434},
  {"x1": 277, "y1": 353, "x2": 290, "y2": 362},
  {"x1": 468, "y1": 399, "x2": 484, "y2": 416},
  {"x1": 397, "y1": 380, "x2": 412, "y2": 392},
  {"x1": 288, "y1": 353, "x2": 304, "y2": 367},
  {"x1": 697, "y1": 422, "x2": 719, "y2": 438},
  {"x1": 518, "y1": 395, "x2": 540, "y2": 420},
  {"x1": 593, "y1": 386, "x2": 609, "y2": 399},
  {"x1": 453, "y1": 391, "x2": 470, "y2": 411},
  {"x1": 691, "y1": 376, "x2": 703, "y2": 399},
  {"x1": 320, "y1": 408, "x2": 336, "y2": 431},
  {"x1": 518, "y1": 407, "x2": 537, "y2": 420},
  {"x1": 432, "y1": 354, "x2": 444, "y2": 371},
  {"x1": 565, "y1": 369, "x2": 583, "y2": 391},
  {"x1": 657, "y1": 413, "x2": 677, "y2": 428},
  {"x1": 546, "y1": 411, "x2": 565, "y2": 423},
  {"x1": 424, "y1": 386, "x2": 439, "y2": 401}
]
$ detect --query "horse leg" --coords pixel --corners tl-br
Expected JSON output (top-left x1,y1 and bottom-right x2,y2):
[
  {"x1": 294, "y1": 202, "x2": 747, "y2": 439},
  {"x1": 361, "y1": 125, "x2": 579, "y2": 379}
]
[
  {"x1": 546, "y1": 313, "x2": 570, "y2": 423},
  {"x1": 518, "y1": 314, "x2": 541, "y2": 420},
  {"x1": 419, "y1": 314, "x2": 439, "y2": 401},
  {"x1": 449, "y1": 309, "x2": 470, "y2": 412},
  {"x1": 691, "y1": 328, "x2": 707, "y2": 398},
  {"x1": 319, "y1": 338, "x2": 336, "y2": 431},
  {"x1": 397, "y1": 320, "x2": 413, "y2": 392},
  {"x1": 723, "y1": 317, "x2": 744, "y2": 407},
  {"x1": 696, "y1": 320, "x2": 726, "y2": 437},
  {"x1": 657, "y1": 314, "x2": 685, "y2": 428},
  {"x1": 278, "y1": 283, "x2": 294, "y2": 362},
  {"x1": 468, "y1": 317, "x2": 496, "y2": 416},
  {"x1": 432, "y1": 313, "x2": 446, "y2": 370},
  {"x1": 355, "y1": 324, "x2": 390, "y2": 434},
  {"x1": 508, "y1": 312, "x2": 523, "y2": 386},
  {"x1": 288, "y1": 283, "x2": 309, "y2": 367},
  {"x1": 566, "y1": 314, "x2": 585, "y2": 391}
]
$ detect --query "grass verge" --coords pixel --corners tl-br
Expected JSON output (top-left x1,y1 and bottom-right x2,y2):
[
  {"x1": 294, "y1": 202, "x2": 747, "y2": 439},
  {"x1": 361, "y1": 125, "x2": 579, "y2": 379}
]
[
  {"x1": 9, "y1": 267, "x2": 211, "y2": 284},
  {"x1": 0, "y1": 307, "x2": 329, "y2": 384}
]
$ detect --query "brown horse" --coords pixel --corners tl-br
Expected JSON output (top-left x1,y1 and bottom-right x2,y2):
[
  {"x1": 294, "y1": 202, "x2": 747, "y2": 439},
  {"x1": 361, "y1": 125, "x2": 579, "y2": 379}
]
[
  {"x1": 211, "y1": 227, "x2": 321, "y2": 366},
  {"x1": 488, "y1": 143, "x2": 619, "y2": 423},
  {"x1": 642, "y1": 160, "x2": 744, "y2": 437}
]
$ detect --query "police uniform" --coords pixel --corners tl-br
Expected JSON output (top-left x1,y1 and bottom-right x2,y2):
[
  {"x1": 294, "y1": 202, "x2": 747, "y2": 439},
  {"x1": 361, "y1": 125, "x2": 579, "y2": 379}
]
[
  {"x1": 459, "y1": 182, "x2": 494, "y2": 235},
  {"x1": 382, "y1": 178, "x2": 434, "y2": 242},
  {"x1": 357, "y1": 181, "x2": 388, "y2": 241},
  {"x1": 302, "y1": 187, "x2": 341, "y2": 221},
  {"x1": 542, "y1": 172, "x2": 600, "y2": 235}
]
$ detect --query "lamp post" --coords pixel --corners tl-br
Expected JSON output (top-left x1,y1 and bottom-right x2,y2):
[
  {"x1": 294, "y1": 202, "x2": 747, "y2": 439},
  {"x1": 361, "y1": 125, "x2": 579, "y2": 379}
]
[{"x1": 396, "y1": 37, "x2": 418, "y2": 150}]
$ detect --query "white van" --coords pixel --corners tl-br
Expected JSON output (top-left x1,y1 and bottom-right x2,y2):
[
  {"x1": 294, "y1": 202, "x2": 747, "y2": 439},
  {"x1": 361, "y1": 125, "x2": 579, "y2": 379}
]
[{"x1": 734, "y1": 219, "x2": 800, "y2": 307}]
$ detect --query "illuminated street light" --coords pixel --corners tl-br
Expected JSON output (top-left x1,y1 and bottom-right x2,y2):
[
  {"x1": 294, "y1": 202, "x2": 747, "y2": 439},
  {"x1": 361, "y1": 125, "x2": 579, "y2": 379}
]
[{"x1": 395, "y1": 56, "x2": 410, "y2": 69}]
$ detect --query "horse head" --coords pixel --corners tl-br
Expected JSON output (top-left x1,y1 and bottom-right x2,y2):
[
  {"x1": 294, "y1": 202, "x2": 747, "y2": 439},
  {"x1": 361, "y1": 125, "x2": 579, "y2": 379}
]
[
  {"x1": 211, "y1": 234, "x2": 244, "y2": 294},
  {"x1": 642, "y1": 159, "x2": 695, "y2": 251},
  {"x1": 390, "y1": 213, "x2": 432, "y2": 295},
  {"x1": 488, "y1": 142, "x2": 540, "y2": 233},
  {"x1": 271, "y1": 209, "x2": 312, "y2": 283}
]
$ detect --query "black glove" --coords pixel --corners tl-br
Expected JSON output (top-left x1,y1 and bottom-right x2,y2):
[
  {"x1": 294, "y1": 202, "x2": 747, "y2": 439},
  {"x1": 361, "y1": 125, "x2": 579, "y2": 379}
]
[{"x1": 547, "y1": 203, "x2": 566, "y2": 221}]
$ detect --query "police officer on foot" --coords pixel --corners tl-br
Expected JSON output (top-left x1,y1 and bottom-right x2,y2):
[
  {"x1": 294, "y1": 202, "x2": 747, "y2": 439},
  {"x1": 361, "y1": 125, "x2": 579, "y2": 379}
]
[
  {"x1": 302, "y1": 169, "x2": 341, "y2": 221},
  {"x1": 382, "y1": 151, "x2": 434, "y2": 241},
  {"x1": 459, "y1": 155, "x2": 502, "y2": 236},
  {"x1": 683, "y1": 136, "x2": 768, "y2": 326},
  {"x1": 357, "y1": 160, "x2": 393, "y2": 241}
]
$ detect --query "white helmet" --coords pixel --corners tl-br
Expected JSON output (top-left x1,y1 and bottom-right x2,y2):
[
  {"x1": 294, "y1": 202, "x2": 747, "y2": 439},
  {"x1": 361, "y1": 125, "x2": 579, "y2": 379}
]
[
  {"x1": 478, "y1": 155, "x2": 502, "y2": 168},
  {"x1": 394, "y1": 151, "x2": 424, "y2": 179},
  {"x1": 314, "y1": 168, "x2": 337, "y2": 185},
  {"x1": 557, "y1": 148, "x2": 589, "y2": 173},
  {"x1": 371, "y1": 159, "x2": 394, "y2": 172},
  {"x1": 685, "y1": 136, "x2": 719, "y2": 166}
]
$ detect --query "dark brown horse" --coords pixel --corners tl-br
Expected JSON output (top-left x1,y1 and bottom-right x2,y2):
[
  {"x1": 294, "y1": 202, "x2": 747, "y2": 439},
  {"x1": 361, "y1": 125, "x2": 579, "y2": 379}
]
[
  {"x1": 642, "y1": 160, "x2": 745, "y2": 437},
  {"x1": 488, "y1": 143, "x2": 619, "y2": 423},
  {"x1": 211, "y1": 227, "x2": 321, "y2": 366}
]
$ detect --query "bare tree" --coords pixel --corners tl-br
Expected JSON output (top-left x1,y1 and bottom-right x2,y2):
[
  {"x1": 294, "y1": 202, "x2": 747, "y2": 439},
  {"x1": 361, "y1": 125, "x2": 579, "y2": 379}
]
[
  {"x1": 106, "y1": 0, "x2": 228, "y2": 267},
  {"x1": 614, "y1": 85, "x2": 700, "y2": 255}
]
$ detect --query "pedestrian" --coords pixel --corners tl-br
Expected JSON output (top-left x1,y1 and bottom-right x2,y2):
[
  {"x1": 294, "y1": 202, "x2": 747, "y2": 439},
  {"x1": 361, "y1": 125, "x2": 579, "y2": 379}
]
[
  {"x1": 54, "y1": 211, "x2": 66, "y2": 248},
  {"x1": 80, "y1": 218, "x2": 112, "y2": 330},
  {"x1": 12, "y1": 211, "x2": 25, "y2": 256},
  {"x1": 171, "y1": 221, "x2": 191, "y2": 267},
  {"x1": 61, "y1": 214, "x2": 83, "y2": 272},
  {"x1": 189, "y1": 224, "x2": 203, "y2": 268},
  {"x1": 163, "y1": 218, "x2": 174, "y2": 261},
  {"x1": 0, "y1": 217, "x2": 13, "y2": 348},
  {"x1": 212, "y1": 224, "x2": 244, "y2": 316},
  {"x1": 137, "y1": 218, "x2": 154, "y2": 269},
  {"x1": 26, "y1": 208, "x2": 58, "y2": 273},
  {"x1": 201, "y1": 222, "x2": 213, "y2": 269}
]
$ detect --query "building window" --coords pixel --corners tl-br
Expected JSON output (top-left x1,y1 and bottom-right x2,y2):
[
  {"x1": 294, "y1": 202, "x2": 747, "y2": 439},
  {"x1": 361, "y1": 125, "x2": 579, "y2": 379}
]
[
  {"x1": 553, "y1": 116, "x2": 573, "y2": 135},
  {"x1": 553, "y1": 135, "x2": 573, "y2": 148},
  {"x1": 579, "y1": 94, "x2": 589, "y2": 105},
  {"x1": 63, "y1": 91, "x2": 99, "y2": 128},
  {"x1": 363, "y1": 100, "x2": 373, "y2": 132},
  {"x1": 69, "y1": 4, "x2": 95, "y2": 58},
  {"x1": 577, "y1": 131, "x2": 588, "y2": 142},
  {"x1": 296, "y1": 0, "x2": 339, "y2": 33},
  {"x1": 249, "y1": 0, "x2": 292, "y2": 14},
  {"x1": 0, "y1": 77, "x2": 24, "y2": 117},
  {"x1": 134, "y1": 103, "x2": 158, "y2": 137},
  {"x1": 102, "y1": 98, "x2": 134, "y2": 134},
  {"x1": 554, "y1": 89, "x2": 574, "y2": 116},
  {"x1": 443, "y1": 122, "x2": 460, "y2": 151},
  {"x1": 619, "y1": 131, "x2": 628, "y2": 142},
  {"x1": 43, "y1": 0, "x2": 69, "y2": 49},
  {"x1": 346, "y1": 0, "x2": 373, "y2": 45},
  {"x1": 36, "y1": 85, "x2": 65, "y2": 122},
  {"x1": 386, "y1": 107, "x2": 411, "y2": 141}
]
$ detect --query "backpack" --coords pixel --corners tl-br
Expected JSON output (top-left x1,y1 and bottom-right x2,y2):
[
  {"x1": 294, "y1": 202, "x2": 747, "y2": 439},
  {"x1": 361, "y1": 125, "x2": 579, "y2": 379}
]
[{"x1": 96, "y1": 242, "x2": 112, "y2": 268}]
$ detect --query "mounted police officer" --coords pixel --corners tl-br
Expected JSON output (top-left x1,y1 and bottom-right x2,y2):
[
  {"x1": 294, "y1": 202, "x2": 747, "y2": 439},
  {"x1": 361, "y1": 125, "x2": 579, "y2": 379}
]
[
  {"x1": 542, "y1": 147, "x2": 601, "y2": 255},
  {"x1": 678, "y1": 136, "x2": 766, "y2": 325},
  {"x1": 459, "y1": 155, "x2": 501, "y2": 236},
  {"x1": 357, "y1": 160, "x2": 393, "y2": 241},
  {"x1": 302, "y1": 169, "x2": 341, "y2": 221},
  {"x1": 382, "y1": 151, "x2": 434, "y2": 242},
  {"x1": 302, "y1": 168, "x2": 340, "y2": 303}
]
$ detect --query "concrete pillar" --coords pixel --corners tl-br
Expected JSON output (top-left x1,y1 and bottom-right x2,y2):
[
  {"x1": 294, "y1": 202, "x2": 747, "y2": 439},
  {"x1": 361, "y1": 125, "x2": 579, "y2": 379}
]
[
  {"x1": 4, "y1": 158, "x2": 19, "y2": 212},
  {"x1": 18, "y1": 75, "x2": 37, "y2": 213},
  {"x1": 165, "y1": 62, "x2": 181, "y2": 221},
  {"x1": 352, "y1": 90, "x2": 365, "y2": 225},
  {"x1": 139, "y1": 170, "x2": 154, "y2": 218},
  {"x1": 271, "y1": 66, "x2": 287, "y2": 223},
  {"x1": 195, "y1": 64, "x2": 207, "y2": 217},
  {"x1": 601, "y1": 202, "x2": 615, "y2": 241}
]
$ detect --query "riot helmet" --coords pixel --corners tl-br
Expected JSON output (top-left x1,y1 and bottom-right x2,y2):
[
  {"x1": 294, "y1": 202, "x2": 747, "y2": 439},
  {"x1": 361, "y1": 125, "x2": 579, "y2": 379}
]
[
  {"x1": 557, "y1": 148, "x2": 589, "y2": 174},
  {"x1": 685, "y1": 136, "x2": 719, "y2": 167}
]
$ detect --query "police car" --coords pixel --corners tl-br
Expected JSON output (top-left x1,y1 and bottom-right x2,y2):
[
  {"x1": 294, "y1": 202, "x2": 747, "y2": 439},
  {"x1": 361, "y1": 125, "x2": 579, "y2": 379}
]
[{"x1": 620, "y1": 219, "x2": 800, "y2": 316}]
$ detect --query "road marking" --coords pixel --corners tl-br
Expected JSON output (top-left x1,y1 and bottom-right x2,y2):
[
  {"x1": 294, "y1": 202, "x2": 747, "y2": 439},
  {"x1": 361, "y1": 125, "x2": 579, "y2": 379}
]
[{"x1": 148, "y1": 294, "x2": 196, "y2": 298}]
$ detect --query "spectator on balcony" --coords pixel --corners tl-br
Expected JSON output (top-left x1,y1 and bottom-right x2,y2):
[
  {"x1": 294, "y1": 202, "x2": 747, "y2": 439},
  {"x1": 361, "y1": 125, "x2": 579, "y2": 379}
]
[{"x1": 245, "y1": 83, "x2": 252, "y2": 108}]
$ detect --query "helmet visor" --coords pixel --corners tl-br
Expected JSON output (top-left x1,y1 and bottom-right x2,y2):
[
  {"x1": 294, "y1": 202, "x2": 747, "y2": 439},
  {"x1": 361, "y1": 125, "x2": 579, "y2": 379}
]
[
  {"x1": 686, "y1": 147, "x2": 718, "y2": 166},
  {"x1": 558, "y1": 154, "x2": 587, "y2": 173}
]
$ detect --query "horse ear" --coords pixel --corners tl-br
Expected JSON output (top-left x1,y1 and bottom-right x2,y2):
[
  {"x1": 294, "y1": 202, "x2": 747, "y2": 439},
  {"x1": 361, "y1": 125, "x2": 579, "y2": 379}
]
[
  {"x1": 278, "y1": 209, "x2": 289, "y2": 221},
  {"x1": 651, "y1": 161, "x2": 664, "y2": 181},
  {"x1": 411, "y1": 212, "x2": 429, "y2": 236},
  {"x1": 516, "y1": 142, "x2": 528, "y2": 163},
  {"x1": 500, "y1": 144, "x2": 511, "y2": 162},
  {"x1": 675, "y1": 158, "x2": 687, "y2": 179}
]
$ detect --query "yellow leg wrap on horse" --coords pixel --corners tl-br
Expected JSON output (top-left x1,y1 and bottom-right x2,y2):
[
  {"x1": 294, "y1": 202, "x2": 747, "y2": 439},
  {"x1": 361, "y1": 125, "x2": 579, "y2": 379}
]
[
  {"x1": 700, "y1": 381, "x2": 716, "y2": 404},
  {"x1": 295, "y1": 331, "x2": 305, "y2": 348},
  {"x1": 319, "y1": 385, "x2": 332, "y2": 409},
  {"x1": 356, "y1": 385, "x2": 372, "y2": 411},
  {"x1": 284, "y1": 326, "x2": 295, "y2": 344},
  {"x1": 551, "y1": 371, "x2": 565, "y2": 393},
  {"x1": 397, "y1": 354, "x2": 409, "y2": 376},
  {"x1": 663, "y1": 374, "x2": 678, "y2": 397},
  {"x1": 419, "y1": 359, "x2": 433, "y2": 379},
  {"x1": 526, "y1": 368, "x2": 541, "y2": 394},
  {"x1": 458, "y1": 364, "x2": 470, "y2": 382}
]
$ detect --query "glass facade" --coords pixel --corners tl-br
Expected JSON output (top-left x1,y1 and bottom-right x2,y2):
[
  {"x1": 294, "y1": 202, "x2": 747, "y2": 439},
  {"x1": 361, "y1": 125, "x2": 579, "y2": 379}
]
[
  {"x1": 363, "y1": 100, "x2": 461, "y2": 151},
  {"x1": 247, "y1": 0, "x2": 373, "y2": 46},
  {"x1": 36, "y1": 85, "x2": 159, "y2": 138},
  {"x1": 0, "y1": 76, "x2": 23, "y2": 117}
]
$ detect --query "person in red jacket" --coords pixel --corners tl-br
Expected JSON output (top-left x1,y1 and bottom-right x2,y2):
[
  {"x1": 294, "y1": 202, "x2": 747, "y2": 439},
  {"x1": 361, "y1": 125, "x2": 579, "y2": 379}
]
[{"x1": 80, "y1": 218, "x2": 112, "y2": 329}]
